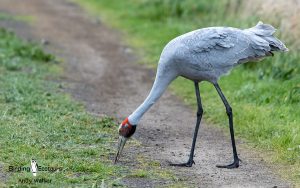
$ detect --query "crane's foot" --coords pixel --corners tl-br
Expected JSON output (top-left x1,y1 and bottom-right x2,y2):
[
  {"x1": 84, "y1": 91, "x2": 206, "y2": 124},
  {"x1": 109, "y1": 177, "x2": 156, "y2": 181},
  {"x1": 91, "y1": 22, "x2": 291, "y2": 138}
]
[
  {"x1": 216, "y1": 158, "x2": 240, "y2": 169},
  {"x1": 169, "y1": 159, "x2": 195, "y2": 167}
]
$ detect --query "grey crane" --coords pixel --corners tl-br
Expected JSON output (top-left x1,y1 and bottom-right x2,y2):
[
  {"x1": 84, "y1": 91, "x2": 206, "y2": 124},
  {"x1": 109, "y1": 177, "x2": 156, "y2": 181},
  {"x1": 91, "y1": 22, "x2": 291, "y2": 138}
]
[{"x1": 115, "y1": 21, "x2": 288, "y2": 168}]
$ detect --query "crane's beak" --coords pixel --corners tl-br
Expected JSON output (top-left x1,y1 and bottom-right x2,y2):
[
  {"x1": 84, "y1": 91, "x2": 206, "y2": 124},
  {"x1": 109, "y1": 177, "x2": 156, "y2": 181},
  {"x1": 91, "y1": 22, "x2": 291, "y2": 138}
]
[{"x1": 114, "y1": 136, "x2": 128, "y2": 164}]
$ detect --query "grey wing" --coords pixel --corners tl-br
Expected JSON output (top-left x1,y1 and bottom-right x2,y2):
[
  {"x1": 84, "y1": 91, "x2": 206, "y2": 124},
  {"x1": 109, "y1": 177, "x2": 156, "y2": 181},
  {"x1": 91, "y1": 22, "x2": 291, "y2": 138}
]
[{"x1": 183, "y1": 28, "x2": 260, "y2": 70}]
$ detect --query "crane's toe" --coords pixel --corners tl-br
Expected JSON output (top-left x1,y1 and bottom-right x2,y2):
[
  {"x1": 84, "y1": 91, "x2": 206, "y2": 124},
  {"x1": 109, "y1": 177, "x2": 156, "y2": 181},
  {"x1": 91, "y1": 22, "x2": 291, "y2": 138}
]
[
  {"x1": 216, "y1": 159, "x2": 240, "y2": 169},
  {"x1": 169, "y1": 160, "x2": 195, "y2": 167}
]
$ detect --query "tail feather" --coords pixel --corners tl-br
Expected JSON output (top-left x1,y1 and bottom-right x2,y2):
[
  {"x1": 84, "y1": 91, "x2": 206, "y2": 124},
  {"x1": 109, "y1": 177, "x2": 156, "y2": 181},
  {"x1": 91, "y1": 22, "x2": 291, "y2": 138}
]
[
  {"x1": 265, "y1": 35, "x2": 289, "y2": 52},
  {"x1": 244, "y1": 21, "x2": 288, "y2": 53},
  {"x1": 247, "y1": 21, "x2": 276, "y2": 36}
]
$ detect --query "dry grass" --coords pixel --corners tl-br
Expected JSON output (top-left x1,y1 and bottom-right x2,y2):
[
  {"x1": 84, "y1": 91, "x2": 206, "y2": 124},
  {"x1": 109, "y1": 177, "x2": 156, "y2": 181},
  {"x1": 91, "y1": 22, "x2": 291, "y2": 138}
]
[{"x1": 229, "y1": 0, "x2": 300, "y2": 50}]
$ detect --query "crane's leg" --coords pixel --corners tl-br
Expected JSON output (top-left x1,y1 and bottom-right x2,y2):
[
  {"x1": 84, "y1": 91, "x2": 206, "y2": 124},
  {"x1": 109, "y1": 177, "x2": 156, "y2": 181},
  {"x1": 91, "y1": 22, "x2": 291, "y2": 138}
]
[
  {"x1": 169, "y1": 82, "x2": 203, "y2": 167},
  {"x1": 214, "y1": 83, "x2": 240, "y2": 169}
]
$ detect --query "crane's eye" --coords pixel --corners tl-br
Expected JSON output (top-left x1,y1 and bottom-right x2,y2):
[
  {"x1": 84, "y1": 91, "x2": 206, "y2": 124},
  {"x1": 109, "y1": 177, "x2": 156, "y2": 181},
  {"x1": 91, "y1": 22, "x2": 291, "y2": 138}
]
[{"x1": 118, "y1": 123, "x2": 136, "y2": 138}]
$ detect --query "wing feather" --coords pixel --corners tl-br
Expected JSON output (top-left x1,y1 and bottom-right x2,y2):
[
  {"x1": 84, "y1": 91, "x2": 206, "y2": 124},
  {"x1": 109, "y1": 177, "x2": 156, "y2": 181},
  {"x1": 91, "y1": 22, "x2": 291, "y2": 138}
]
[{"x1": 181, "y1": 28, "x2": 253, "y2": 70}]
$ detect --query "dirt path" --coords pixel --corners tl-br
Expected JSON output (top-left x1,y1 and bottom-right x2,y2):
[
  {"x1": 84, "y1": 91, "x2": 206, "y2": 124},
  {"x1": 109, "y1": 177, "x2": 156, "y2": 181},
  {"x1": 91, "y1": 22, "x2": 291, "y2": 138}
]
[{"x1": 0, "y1": 0, "x2": 292, "y2": 187}]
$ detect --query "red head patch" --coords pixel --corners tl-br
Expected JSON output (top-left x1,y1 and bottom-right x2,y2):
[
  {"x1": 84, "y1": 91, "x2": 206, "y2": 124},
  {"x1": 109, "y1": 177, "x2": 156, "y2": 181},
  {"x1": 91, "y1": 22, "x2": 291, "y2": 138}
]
[{"x1": 121, "y1": 117, "x2": 132, "y2": 127}]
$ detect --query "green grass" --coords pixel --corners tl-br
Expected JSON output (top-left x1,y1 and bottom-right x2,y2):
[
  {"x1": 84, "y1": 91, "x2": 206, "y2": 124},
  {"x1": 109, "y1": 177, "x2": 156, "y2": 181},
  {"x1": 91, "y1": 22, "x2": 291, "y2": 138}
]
[
  {"x1": 0, "y1": 28, "x2": 121, "y2": 187},
  {"x1": 0, "y1": 22, "x2": 187, "y2": 186},
  {"x1": 74, "y1": 0, "x2": 300, "y2": 184},
  {"x1": 0, "y1": 28, "x2": 182, "y2": 187},
  {"x1": 0, "y1": 12, "x2": 35, "y2": 23}
]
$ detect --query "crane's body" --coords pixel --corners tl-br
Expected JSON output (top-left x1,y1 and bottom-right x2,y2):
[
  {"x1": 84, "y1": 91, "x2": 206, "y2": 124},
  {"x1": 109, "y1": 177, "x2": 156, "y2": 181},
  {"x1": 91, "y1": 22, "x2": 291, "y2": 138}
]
[
  {"x1": 162, "y1": 24, "x2": 285, "y2": 82},
  {"x1": 115, "y1": 22, "x2": 288, "y2": 168},
  {"x1": 128, "y1": 22, "x2": 287, "y2": 125}
]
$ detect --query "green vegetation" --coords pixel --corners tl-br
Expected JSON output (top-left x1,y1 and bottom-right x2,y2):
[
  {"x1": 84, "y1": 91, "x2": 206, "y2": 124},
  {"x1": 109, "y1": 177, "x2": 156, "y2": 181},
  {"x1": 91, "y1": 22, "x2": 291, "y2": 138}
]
[
  {"x1": 0, "y1": 28, "x2": 180, "y2": 186},
  {"x1": 74, "y1": 0, "x2": 300, "y2": 183},
  {"x1": 0, "y1": 12, "x2": 35, "y2": 23},
  {"x1": 0, "y1": 28, "x2": 118, "y2": 186}
]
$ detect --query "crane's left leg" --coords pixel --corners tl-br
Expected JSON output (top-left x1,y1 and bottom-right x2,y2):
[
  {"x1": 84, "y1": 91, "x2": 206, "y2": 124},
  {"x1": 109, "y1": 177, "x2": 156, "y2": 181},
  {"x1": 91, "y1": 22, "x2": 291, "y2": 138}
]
[
  {"x1": 214, "y1": 83, "x2": 240, "y2": 169},
  {"x1": 169, "y1": 81, "x2": 203, "y2": 167}
]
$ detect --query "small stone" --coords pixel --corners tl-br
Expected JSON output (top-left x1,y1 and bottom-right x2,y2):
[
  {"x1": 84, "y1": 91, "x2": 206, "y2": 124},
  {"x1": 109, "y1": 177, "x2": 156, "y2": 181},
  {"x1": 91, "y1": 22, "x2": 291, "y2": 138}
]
[{"x1": 41, "y1": 38, "x2": 50, "y2": 45}]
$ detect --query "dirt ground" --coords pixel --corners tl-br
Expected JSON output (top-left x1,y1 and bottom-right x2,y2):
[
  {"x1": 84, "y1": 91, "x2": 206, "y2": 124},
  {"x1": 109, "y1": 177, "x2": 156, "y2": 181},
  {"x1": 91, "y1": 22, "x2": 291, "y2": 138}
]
[{"x1": 0, "y1": 0, "x2": 292, "y2": 187}]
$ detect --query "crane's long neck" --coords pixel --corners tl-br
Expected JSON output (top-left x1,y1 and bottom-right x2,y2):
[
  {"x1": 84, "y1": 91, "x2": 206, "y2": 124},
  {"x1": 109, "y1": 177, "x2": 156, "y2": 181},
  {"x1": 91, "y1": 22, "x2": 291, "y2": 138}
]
[{"x1": 128, "y1": 66, "x2": 177, "y2": 125}]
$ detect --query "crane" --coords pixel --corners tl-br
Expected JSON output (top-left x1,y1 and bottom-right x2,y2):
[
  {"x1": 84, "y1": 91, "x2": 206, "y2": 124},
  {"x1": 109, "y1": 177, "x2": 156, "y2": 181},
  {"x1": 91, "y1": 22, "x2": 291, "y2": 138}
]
[{"x1": 114, "y1": 21, "x2": 288, "y2": 169}]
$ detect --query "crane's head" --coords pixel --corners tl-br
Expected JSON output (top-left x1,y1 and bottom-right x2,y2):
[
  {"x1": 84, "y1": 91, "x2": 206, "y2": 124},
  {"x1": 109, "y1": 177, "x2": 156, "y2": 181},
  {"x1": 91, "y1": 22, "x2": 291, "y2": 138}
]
[{"x1": 114, "y1": 117, "x2": 136, "y2": 164}]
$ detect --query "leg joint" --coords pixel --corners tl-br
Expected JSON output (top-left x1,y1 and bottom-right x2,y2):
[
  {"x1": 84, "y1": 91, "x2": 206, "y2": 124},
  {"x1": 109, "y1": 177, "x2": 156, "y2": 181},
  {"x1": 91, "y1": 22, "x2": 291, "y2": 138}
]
[
  {"x1": 197, "y1": 107, "x2": 203, "y2": 117},
  {"x1": 226, "y1": 106, "x2": 232, "y2": 116}
]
